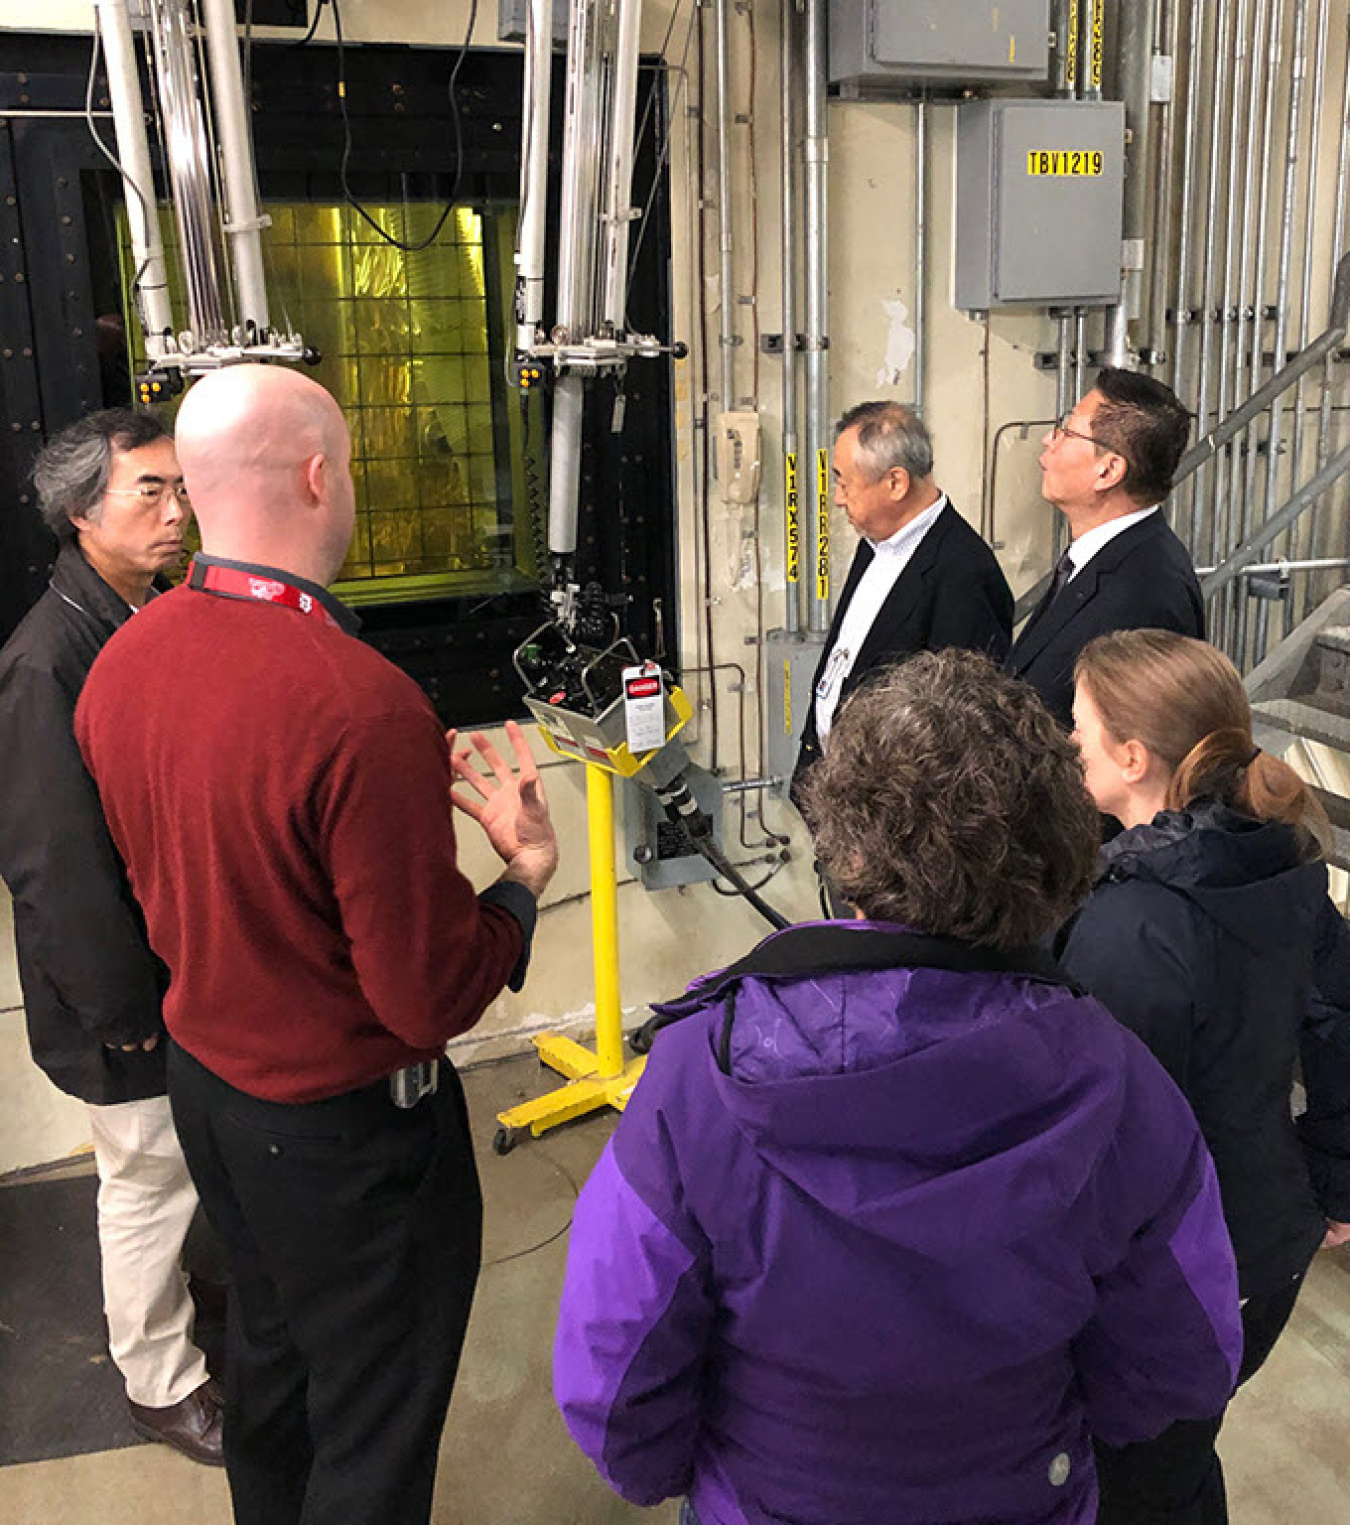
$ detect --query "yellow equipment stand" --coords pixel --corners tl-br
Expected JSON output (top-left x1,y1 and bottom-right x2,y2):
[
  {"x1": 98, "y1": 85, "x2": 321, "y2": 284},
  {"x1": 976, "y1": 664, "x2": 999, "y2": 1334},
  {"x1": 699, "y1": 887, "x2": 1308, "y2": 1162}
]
[{"x1": 491, "y1": 763, "x2": 646, "y2": 1154}]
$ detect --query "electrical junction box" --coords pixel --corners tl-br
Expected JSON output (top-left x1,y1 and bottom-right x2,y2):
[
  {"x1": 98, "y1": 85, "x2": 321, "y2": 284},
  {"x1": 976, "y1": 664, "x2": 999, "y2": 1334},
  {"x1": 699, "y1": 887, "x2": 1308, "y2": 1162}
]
[
  {"x1": 764, "y1": 628, "x2": 827, "y2": 799},
  {"x1": 955, "y1": 99, "x2": 1126, "y2": 310},
  {"x1": 623, "y1": 768, "x2": 723, "y2": 891},
  {"x1": 829, "y1": 0, "x2": 1051, "y2": 93}
]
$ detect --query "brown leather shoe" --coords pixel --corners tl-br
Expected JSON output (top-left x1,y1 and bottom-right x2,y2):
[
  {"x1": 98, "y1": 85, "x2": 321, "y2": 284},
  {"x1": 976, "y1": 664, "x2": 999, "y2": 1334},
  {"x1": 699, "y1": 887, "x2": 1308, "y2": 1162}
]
[{"x1": 127, "y1": 1379, "x2": 224, "y2": 1466}]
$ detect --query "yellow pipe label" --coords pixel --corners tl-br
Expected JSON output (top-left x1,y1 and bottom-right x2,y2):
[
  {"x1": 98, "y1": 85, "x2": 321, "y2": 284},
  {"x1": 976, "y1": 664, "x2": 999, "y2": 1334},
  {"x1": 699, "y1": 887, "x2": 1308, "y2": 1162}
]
[
  {"x1": 785, "y1": 452, "x2": 800, "y2": 583},
  {"x1": 1027, "y1": 150, "x2": 1105, "y2": 177},
  {"x1": 815, "y1": 447, "x2": 830, "y2": 602},
  {"x1": 1066, "y1": 3, "x2": 1079, "y2": 87},
  {"x1": 784, "y1": 659, "x2": 792, "y2": 735},
  {"x1": 1090, "y1": 1, "x2": 1104, "y2": 91}
]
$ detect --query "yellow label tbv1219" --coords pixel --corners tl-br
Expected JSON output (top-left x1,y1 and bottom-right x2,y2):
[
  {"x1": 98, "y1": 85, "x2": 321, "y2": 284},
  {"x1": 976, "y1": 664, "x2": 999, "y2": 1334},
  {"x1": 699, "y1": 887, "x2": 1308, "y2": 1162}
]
[{"x1": 1027, "y1": 150, "x2": 1105, "y2": 177}]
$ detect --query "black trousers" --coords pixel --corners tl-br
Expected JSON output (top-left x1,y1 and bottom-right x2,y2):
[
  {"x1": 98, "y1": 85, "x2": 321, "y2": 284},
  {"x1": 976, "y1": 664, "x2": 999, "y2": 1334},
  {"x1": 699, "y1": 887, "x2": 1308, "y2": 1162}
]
[
  {"x1": 1094, "y1": 1274, "x2": 1305, "y2": 1525},
  {"x1": 167, "y1": 1042, "x2": 482, "y2": 1525}
]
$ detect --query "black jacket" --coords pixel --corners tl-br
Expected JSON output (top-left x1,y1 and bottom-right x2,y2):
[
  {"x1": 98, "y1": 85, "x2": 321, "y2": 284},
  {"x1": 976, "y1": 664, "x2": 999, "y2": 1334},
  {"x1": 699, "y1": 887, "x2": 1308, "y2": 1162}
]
[
  {"x1": 1007, "y1": 512, "x2": 1204, "y2": 726},
  {"x1": 1057, "y1": 802, "x2": 1350, "y2": 1298},
  {"x1": 793, "y1": 501, "x2": 1012, "y2": 791},
  {"x1": 0, "y1": 542, "x2": 169, "y2": 1104}
]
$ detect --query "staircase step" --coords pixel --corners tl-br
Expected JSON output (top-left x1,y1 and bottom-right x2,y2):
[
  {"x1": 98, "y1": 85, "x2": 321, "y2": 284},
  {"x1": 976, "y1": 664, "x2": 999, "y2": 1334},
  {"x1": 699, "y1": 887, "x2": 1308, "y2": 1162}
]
[
  {"x1": 1311, "y1": 787, "x2": 1350, "y2": 872},
  {"x1": 1251, "y1": 697, "x2": 1350, "y2": 752}
]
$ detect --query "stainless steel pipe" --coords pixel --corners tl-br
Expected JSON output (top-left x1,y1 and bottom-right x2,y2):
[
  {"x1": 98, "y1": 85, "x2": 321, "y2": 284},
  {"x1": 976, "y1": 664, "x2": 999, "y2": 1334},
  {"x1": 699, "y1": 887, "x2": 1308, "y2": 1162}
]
[
  {"x1": 803, "y1": 0, "x2": 829, "y2": 635},
  {"x1": 779, "y1": 0, "x2": 800, "y2": 633}
]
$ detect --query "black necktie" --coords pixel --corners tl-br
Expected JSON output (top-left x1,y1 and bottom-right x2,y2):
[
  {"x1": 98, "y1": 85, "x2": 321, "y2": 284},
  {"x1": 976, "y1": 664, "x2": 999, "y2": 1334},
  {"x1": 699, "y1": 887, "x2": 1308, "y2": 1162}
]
[{"x1": 1046, "y1": 547, "x2": 1076, "y2": 604}]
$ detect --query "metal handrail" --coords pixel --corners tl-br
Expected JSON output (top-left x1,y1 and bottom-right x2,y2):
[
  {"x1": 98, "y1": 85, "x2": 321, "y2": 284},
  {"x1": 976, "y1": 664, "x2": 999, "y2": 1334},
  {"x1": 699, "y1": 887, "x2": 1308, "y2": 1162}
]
[{"x1": 1013, "y1": 250, "x2": 1350, "y2": 623}]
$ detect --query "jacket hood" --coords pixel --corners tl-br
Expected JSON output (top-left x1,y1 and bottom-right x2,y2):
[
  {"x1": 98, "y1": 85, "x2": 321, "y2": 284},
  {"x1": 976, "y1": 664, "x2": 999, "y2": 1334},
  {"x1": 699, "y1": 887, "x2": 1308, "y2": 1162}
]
[
  {"x1": 1099, "y1": 800, "x2": 1327, "y2": 950},
  {"x1": 650, "y1": 922, "x2": 1129, "y2": 1264}
]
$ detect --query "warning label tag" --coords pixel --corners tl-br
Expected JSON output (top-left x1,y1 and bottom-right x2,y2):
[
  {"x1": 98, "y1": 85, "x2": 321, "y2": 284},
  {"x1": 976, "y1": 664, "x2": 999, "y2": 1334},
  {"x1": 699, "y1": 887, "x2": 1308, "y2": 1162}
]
[{"x1": 1027, "y1": 150, "x2": 1104, "y2": 177}]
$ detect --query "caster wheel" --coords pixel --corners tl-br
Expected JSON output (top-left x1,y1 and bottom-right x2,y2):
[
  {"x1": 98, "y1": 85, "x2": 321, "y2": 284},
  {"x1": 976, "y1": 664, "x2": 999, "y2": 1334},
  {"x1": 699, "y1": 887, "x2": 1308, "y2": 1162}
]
[
  {"x1": 492, "y1": 1126, "x2": 518, "y2": 1156},
  {"x1": 628, "y1": 1025, "x2": 653, "y2": 1056}
]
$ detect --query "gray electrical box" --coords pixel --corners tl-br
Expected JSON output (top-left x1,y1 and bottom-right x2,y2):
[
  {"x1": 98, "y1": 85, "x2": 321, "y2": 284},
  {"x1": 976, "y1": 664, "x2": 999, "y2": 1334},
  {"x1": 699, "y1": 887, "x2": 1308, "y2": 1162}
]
[
  {"x1": 497, "y1": 0, "x2": 568, "y2": 46},
  {"x1": 830, "y1": 0, "x2": 1051, "y2": 93},
  {"x1": 955, "y1": 100, "x2": 1126, "y2": 310},
  {"x1": 622, "y1": 769, "x2": 723, "y2": 892},
  {"x1": 764, "y1": 629, "x2": 827, "y2": 798}
]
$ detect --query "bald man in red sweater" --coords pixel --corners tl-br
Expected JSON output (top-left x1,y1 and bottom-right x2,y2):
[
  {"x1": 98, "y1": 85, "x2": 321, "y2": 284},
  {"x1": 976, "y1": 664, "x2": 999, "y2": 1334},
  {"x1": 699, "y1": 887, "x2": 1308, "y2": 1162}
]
[{"x1": 77, "y1": 365, "x2": 558, "y2": 1525}]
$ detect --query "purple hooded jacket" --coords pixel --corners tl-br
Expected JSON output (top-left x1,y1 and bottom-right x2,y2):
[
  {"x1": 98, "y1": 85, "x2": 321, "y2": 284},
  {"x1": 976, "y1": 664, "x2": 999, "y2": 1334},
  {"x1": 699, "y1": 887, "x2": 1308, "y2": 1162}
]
[{"x1": 555, "y1": 923, "x2": 1242, "y2": 1525}]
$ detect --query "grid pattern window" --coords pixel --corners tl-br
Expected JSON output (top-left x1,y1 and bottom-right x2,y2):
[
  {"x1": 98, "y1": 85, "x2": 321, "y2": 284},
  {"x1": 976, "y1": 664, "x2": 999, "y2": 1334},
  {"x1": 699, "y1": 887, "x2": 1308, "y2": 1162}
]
[{"x1": 120, "y1": 202, "x2": 536, "y2": 606}]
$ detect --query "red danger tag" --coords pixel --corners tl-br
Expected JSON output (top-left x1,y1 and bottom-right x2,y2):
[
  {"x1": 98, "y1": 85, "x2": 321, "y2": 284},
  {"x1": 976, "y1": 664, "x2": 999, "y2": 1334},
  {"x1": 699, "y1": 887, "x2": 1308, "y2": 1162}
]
[{"x1": 622, "y1": 662, "x2": 666, "y2": 753}]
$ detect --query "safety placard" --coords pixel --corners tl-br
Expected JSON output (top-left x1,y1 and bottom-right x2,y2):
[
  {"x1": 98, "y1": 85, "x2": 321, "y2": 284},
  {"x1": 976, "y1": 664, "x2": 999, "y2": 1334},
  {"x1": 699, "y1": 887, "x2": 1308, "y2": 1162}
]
[
  {"x1": 1026, "y1": 150, "x2": 1105, "y2": 177},
  {"x1": 622, "y1": 663, "x2": 666, "y2": 754}
]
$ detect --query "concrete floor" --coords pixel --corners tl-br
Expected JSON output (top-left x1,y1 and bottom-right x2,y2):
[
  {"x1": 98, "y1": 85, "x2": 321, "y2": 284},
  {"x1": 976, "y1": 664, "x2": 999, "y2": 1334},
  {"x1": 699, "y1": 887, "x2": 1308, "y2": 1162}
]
[{"x1": 1, "y1": 1045, "x2": 1348, "y2": 1522}]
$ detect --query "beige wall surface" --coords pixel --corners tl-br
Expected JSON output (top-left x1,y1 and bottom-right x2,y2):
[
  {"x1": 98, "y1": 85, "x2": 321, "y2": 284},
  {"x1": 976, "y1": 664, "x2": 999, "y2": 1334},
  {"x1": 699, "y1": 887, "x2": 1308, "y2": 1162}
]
[{"x1": 1, "y1": 2, "x2": 1347, "y2": 1169}]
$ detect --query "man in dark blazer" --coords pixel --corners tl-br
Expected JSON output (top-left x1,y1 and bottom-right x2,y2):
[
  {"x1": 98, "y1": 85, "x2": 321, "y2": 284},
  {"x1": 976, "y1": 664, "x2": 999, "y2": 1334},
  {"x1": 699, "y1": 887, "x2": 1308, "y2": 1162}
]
[
  {"x1": 0, "y1": 410, "x2": 222, "y2": 1463},
  {"x1": 1007, "y1": 367, "x2": 1204, "y2": 727},
  {"x1": 792, "y1": 402, "x2": 1013, "y2": 796}
]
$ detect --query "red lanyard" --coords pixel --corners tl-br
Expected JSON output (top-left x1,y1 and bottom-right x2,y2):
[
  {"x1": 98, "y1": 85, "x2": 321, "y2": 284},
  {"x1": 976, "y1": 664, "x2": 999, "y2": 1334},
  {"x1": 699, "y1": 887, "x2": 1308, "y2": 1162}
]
[{"x1": 191, "y1": 559, "x2": 342, "y2": 630}]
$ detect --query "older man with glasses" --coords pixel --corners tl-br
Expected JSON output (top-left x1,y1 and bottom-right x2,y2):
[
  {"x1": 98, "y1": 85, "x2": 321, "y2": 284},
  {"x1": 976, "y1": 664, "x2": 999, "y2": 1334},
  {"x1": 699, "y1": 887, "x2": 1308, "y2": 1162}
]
[
  {"x1": 0, "y1": 409, "x2": 223, "y2": 1463},
  {"x1": 1006, "y1": 367, "x2": 1204, "y2": 726}
]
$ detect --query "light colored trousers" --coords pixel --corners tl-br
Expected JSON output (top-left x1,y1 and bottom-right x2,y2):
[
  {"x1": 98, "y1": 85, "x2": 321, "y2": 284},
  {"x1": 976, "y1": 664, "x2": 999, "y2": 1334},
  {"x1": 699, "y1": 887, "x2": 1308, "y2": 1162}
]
[{"x1": 87, "y1": 1094, "x2": 208, "y2": 1408}]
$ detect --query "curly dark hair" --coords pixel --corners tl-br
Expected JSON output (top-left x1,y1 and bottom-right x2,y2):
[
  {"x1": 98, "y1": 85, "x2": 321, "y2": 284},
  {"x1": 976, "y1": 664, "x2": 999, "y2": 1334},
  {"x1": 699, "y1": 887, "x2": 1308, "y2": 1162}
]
[{"x1": 800, "y1": 650, "x2": 1100, "y2": 948}]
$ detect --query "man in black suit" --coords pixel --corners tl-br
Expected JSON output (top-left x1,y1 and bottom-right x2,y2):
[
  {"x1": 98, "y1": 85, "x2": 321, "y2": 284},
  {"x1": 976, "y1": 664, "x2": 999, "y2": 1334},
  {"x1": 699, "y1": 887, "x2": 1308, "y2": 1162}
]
[
  {"x1": 1007, "y1": 367, "x2": 1204, "y2": 726},
  {"x1": 793, "y1": 401, "x2": 1012, "y2": 795}
]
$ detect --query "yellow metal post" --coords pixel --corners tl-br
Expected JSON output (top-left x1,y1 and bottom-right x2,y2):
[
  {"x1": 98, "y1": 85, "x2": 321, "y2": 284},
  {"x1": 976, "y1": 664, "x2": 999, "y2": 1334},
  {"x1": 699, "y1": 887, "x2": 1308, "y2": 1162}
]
[
  {"x1": 588, "y1": 764, "x2": 625, "y2": 1079},
  {"x1": 491, "y1": 749, "x2": 646, "y2": 1152}
]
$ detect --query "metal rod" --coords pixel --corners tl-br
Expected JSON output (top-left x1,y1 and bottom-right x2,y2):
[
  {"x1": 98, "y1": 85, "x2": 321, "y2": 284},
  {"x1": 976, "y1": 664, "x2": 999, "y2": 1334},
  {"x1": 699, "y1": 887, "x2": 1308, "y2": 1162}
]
[
  {"x1": 1171, "y1": 0, "x2": 1204, "y2": 408},
  {"x1": 1147, "y1": 0, "x2": 1179, "y2": 365},
  {"x1": 586, "y1": 764, "x2": 624, "y2": 1080},
  {"x1": 1261, "y1": 0, "x2": 1311, "y2": 579},
  {"x1": 803, "y1": 0, "x2": 829, "y2": 634},
  {"x1": 1195, "y1": 556, "x2": 1350, "y2": 576},
  {"x1": 93, "y1": 0, "x2": 173, "y2": 359},
  {"x1": 199, "y1": 0, "x2": 269, "y2": 336},
  {"x1": 146, "y1": 0, "x2": 228, "y2": 345},
  {"x1": 779, "y1": 0, "x2": 800, "y2": 634},
  {"x1": 1313, "y1": 12, "x2": 1350, "y2": 573},
  {"x1": 599, "y1": 0, "x2": 643, "y2": 332},
  {"x1": 914, "y1": 99, "x2": 927, "y2": 412},
  {"x1": 514, "y1": 0, "x2": 555, "y2": 353},
  {"x1": 1051, "y1": 0, "x2": 1075, "y2": 97},
  {"x1": 1079, "y1": 0, "x2": 1105, "y2": 98},
  {"x1": 714, "y1": 0, "x2": 735, "y2": 408}
]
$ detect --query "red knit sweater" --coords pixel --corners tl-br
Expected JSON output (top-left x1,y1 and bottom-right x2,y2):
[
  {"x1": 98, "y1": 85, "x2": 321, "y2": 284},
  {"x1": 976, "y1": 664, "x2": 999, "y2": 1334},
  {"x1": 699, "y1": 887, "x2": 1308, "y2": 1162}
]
[{"x1": 76, "y1": 568, "x2": 526, "y2": 1103}]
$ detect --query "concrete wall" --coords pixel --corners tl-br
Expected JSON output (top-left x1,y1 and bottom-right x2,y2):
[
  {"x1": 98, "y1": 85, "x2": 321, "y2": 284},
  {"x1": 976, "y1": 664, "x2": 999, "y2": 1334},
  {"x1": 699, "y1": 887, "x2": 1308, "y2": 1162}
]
[{"x1": 2, "y1": 1, "x2": 1347, "y2": 1171}]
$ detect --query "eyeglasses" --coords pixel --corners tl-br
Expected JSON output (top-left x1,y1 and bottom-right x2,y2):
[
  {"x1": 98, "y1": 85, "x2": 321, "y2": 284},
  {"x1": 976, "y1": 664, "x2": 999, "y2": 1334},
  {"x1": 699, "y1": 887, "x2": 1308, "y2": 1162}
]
[
  {"x1": 1050, "y1": 414, "x2": 1105, "y2": 449},
  {"x1": 104, "y1": 482, "x2": 192, "y2": 508}
]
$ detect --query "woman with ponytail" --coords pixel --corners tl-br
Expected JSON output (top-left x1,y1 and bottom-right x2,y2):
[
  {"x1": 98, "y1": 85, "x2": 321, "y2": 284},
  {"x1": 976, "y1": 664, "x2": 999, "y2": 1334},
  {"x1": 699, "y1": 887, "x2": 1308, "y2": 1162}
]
[{"x1": 1059, "y1": 628, "x2": 1350, "y2": 1525}]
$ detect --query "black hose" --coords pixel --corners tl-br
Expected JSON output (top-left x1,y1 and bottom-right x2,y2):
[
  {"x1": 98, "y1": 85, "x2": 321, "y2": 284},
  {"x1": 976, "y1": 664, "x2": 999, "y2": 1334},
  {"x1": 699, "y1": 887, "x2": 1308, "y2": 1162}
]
[{"x1": 692, "y1": 836, "x2": 789, "y2": 931}]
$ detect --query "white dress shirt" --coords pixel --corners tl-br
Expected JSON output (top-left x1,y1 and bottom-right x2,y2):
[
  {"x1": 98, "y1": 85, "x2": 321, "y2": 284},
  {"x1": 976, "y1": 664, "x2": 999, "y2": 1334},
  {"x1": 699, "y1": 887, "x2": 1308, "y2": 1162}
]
[
  {"x1": 813, "y1": 494, "x2": 948, "y2": 749},
  {"x1": 1066, "y1": 505, "x2": 1160, "y2": 580}
]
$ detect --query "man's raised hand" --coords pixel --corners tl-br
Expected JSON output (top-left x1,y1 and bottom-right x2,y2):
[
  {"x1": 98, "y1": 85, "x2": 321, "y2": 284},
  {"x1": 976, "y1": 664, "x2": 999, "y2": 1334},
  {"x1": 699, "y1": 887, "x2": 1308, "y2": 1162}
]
[{"x1": 447, "y1": 720, "x2": 559, "y2": 897}]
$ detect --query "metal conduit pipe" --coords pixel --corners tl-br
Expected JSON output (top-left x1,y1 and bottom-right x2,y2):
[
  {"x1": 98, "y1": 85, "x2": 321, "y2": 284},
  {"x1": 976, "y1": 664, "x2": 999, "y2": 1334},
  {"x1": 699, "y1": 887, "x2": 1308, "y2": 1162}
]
[
  {"x1": 146, "y1": 0, "x2": 228, "y2": 346},
  {"x1": 779, "y1": 0, "x2": 800, "y2": 634},
  {"x1": 1212, "y1": 0, "x2": 1252, "y2": 651},
  {"x1": 914, "y1": 100, "x2": 927, "y2": 413},
  {"x1": 1171, "y1": 0, "x2": 1204, "y2": 421},
  {"x1": 714, "y1": 0, "x2": 735, "y2": 408},
  {"x1": 1314, "y1": 13, "x2": 1350, "y2": 568},
  {"x1": 1289, "y1": 0, "x2": 1329, "y2": 616},
  {"x1": 1189, "y1": 0, "x2": 1233, "y2": 566},
  {"x1": 1051, "y1": 0, "x2": 1075, "y2": 97},
  {"x1": 199, "y1": 0, "x2": 269, "y2": 337},
  {"x1": 1104, "y1": 0, "x2": 1156, "y2": 367},
  {"x1": 1261, "y1": 0, "x2": 1312, "y2": 576},
  {"x1": 1051, "y1": 0, "x2": 1077, "y2": 427},
  {"x1": 93, "y1": 0, "x2": 173, "y2": 359},
  {"x1": 1079, "y1": 0, "x2": 1104, "y2": 99},
  {"x1": 803, "y1": 0, "x2": 829, "y2": 635},
  {"x1": 1147, "y1": 0, "x2": 1180, "y2": 366}
]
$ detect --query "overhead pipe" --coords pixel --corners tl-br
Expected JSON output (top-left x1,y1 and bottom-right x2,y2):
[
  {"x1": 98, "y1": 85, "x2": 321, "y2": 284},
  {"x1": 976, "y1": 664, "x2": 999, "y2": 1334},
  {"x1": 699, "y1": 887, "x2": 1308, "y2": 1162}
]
[
  {"x1": 1104, "y1": 0, "x2": 1156, "y2": 367},
  {"x1": 803, "y1": 0, "x2": 829, "y2": 635},
  {"x1": 779, "y1": 0, "x2": 801, "y2": 633},
  {"x1": 93, "y1": 0, "x2": 173, "y2": 359},
  {"x1": 199, "y1": 0, "x2": 270, "y2": 337}
]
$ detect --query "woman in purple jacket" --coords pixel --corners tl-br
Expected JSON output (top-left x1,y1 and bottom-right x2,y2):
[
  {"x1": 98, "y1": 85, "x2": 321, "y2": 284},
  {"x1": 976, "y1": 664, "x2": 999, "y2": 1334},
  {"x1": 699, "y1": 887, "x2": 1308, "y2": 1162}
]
[{"x1": 554, "y1": 650, "x2": 1242, "y2": 1525}]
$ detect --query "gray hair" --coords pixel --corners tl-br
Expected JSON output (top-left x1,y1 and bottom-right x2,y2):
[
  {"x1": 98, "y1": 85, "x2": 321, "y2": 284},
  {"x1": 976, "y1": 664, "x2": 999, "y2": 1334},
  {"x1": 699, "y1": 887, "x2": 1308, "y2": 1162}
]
[
  {"x1": 800, "y1": 649, "x2": 1099, "y2": 948},
  {"x1": 32, "y1": 408, "x2": 170, "y2": 540},
  {"x1": 836, "y1": 400, "x2": 934, "y2": 483}
]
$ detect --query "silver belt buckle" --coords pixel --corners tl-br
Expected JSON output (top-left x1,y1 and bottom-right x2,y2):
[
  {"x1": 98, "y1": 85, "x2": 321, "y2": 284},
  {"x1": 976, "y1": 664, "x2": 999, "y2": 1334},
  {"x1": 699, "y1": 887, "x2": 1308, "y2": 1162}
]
[{"x1": 390, "y1": 1060, "x2": 440, "y2": 1109}]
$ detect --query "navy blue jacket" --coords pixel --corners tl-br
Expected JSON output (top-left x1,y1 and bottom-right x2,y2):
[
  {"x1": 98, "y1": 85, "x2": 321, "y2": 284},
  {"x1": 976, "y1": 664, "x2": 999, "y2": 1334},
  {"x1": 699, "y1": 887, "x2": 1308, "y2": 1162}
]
[{"x1": 1058, "y1": 802, "x2": 1350, "y2": 1297}]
